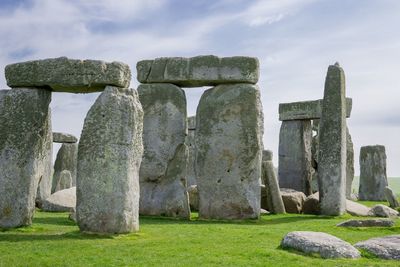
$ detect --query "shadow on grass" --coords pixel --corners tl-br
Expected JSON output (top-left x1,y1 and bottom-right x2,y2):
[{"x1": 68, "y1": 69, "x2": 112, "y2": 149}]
[{"x1": 33, "y1": 216, "x2": 76, "y2": 226}]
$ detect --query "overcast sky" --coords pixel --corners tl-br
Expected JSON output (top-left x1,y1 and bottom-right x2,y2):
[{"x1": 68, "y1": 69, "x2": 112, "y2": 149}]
[{"x1": 0, "y1": 0, "x2": 399, "y2": 176}]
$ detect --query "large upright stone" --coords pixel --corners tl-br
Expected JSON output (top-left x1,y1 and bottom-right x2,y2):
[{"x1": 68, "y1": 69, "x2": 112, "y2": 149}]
[
  {"x1": 262, "y1": 160, "x2": 286, "y2": 214},
  {"x1": 138, "y1": 83, "x2": 190, "y2": 219},
  {"x1": 318, "y1": 63, "x2": 347, "y2": 216},
  {"x1": 185, "y1": 116, "x2": 197, "y2": 187},
  {"x1": 53, "y1": 132, "x2": 78, "y2": 143},
  {"x1": 346, "y1": 128, "x2": 354, "y2": 198},
  {"x1": 36, "y1": 108, "x2": 53, "y2": 206},
  {"x1": 52, "y1": 143, "x2": 78, "y2": 193},
  {"x1": 0, "y1": 89, "x2": 51, "y2": 228},
  {"x1": 385, "y1": 187, "x2": 400, "y2": 208},
  {"x1": 278, "y1": 120, "x2": 312, "y2": 195},
  {"x1": 137, "y1": 55, "x2": 259, "y2": 87},
  {"x1": 77, "y1": 86, "x2": 143, "y2": 233},
  {"x1": 359, "y1": 145, "x2": 388, "y2": 201},
  {"x1": 5, "y1": 57, "x2": 131, "y2": 93},
  {"x1": 196, "y1": 83, "x2": 263, "y2": 219}
]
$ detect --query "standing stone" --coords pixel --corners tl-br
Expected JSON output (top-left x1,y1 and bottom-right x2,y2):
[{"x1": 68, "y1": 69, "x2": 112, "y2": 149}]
[
  {"x1": 262, "y1": 161, "x2": 286, "y2": 214},
  {"x1": 278, "y1": 120, "x2": 312, "y2": 195},
  {"x1": 185, "y1": 116, "x2": 197, "y2": 187},
  {"x1": 54, "y1": 170, "x2": 73, "y2": 193},
  {"x1": 196, "y1": 83, "x2": 263, "y2": 219},
  {"x1": 310, "y1": 119, "x2": 320, "y2": 193},
  {"x1": 77, "y1": 86, "x2": 143, "y2": 233},
  {"x1": 0, "y1": 89, "x2": 51, "y2": 228},
  {"x1": 36, "y1": 108, "x2": 53, "y2": 206},
  {"x1": 359, "y1": 145, "x2": 388, "y2": 201},
  {"x1": 52, "y1": 143, "x2": 78, "y2": 193},
  {"x1": 318, "y1": 63, "x2": 347, "y2": 216},
  {"x1": 138, "y1": 83, "x2": 190, "y2": 219},
  {"x1": 385, "y1": 187, "x2": 399, "y2": 208},
  {"x1": 346, "y1": 128, "x2": 354, "y2": 199}
]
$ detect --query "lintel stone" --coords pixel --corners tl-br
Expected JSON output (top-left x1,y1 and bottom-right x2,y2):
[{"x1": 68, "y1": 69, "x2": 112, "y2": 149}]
[{"x1": 53, "y1": 132, "x2": 78, "y2": 143}]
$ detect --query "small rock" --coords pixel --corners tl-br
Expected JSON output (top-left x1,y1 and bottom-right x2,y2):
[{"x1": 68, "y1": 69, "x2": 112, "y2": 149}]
[
  {"x1": 53, "y1": 132, "x2": 78, "y2": 143},
  {"x1": 281, "y1": 231, "x2": 360, "y2": 259},
  {"x1": 385, "y1": 186, "x2": 400, "y2": 208},
  {"x1": 41, "y1": 187, "x2": 76, "y2": 212},
  {"x1": 260, "y1": 209, "x2": 270, "y2": 215},
  {"x1": 355, "y1": 235, "x2": 400, "y2": 260},
  {"x1": 368, "y1": 204, "x2": 399, "y2": 218},
  {"x1": 337, "y1": 219, "x2": 394, "y2": 227},
  {"x1": 346, "y1": 200, "x2": 371, "y2": 216},
  {"x1": 280, "y1": 189, "x2": 306, "y2": 214}
]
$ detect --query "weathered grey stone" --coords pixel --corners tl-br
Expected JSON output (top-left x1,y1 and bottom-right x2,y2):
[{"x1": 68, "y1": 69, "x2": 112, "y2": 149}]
[
  {"x1": 368, "y1": 204, "x2": 399, "y2": 218},
  {"x1": 355, "y1": 235, "x2": 400, "y2": 260},
  {"x1": 187, "y1": 185, "x2": 199, "y2": 211},
  {"x1": 53, "y1": 132, "x2": 78, "y2": 143},
  {"x1": 42, "y1": 187, "x2": 76, "y2": 212},
  {"x1": 69, "y1": 208, "x2": 77, "y2": 222},
  {"x1": 346, "y1": 128, "x2": 354, "y2": 199},
  {"x1": 138, "y1": 83, "x2": 190, "y2": 219},
  {"x1": 337, "y1": 219, "x2": 394, "y2": 227},
  {"x1": 279, "y1": 98, "x2": 352, "y2": 121},
  {"x1": 54, "y1": 170, "x2": 73, "y2": 193},
  {"x1": 137, "y1": 55, "x2": 259, "y2": 87},
  {"x1": 280, "y1": 188, "x2": 306, "y2": 214},
  {"x1": 262, "y1": 150, "x2": 273, "y2": 162},
  {"x1": 281, "y1": 231, "x2": 360, "y2": 259},
  {"x1": 5, "y1": 57, "x2": 131, "y2": 93},
  {"x1": 311, "y1": 120, "x2": 320, "y2": 193},
  {"x1": 185, "y1": 116, "x2": 196, "y2": 187},
  {"x1": 77, "y1": 86, "x2": 143, "y2": 234},
  {"x1": 385, "y1": 187, "x2": 400, "y2": 208},
  {"x1": 303, "y1": 192, "x2": 320, "y2": 215},
  {"x1": 0, "y1": 88, "x2": 51, "y2": 228},
  {"x1": 278, "y1": 120, "x2": 312, "y2": 195},
  {"x1": 261, "y1": 161, "x2": 285, "y2": 214},
  {"x1": 318, "y1": 63, "x2": 347, "y2": 216},
  {"x1": 359, "y1": 145, "x2": 388, "y2": 201},
  {"x1": 196, "y1": 83, "x2": 263, "y2": 219},
  {"x1": 260, "y1": 208, "x2": 270, "y2": 214},
  {"x1": 52, "y1": 143, "x2": 78, "y2": 193},
  {"x1": 346, "y1": 200, "x2": 371, "y2": 216},
  {"x1": 36, "y1": 108, "x2": 53, "y2": 206}
]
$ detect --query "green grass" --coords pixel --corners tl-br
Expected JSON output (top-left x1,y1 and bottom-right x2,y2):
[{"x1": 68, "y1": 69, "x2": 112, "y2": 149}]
[{"x1": 1, "y1": 210, "x2": 400, "y2": 266}]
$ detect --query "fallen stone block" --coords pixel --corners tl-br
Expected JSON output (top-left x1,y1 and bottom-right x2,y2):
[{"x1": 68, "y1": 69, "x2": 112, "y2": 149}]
[
  {"x1": 337, "y1": 219, "x2": 394, "y2": 227},
  {"x1": 355, "y1": 235, "x2": 400, "y2": 260},
  {"x1": 42, "y1": 187, "x2": 76, "y2": 212}
]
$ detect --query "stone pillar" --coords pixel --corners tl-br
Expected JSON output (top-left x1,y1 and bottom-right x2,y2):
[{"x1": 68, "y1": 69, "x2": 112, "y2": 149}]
[
  {"x1": 0, "y1": 89, "x2": 51, "y2": 228},
  {"x1": 261, "y1": 150, "x2": 286, "y2": 214},
  {"x1": 138, "y1": 83, "x2": 190, "y2": 219},
  {"x1": 318, "y1": 63, "x2": 347, "y2": 216},
  {"x1": 278, "y1": 120, "x2": 312, "y2": 195},
  {"x1": 196, "y1": 83, "x2": 263, "y2": 219},
  {"x1": 346, "y1": 128, "x2": 355, "y2": 199},
  {"x1": 77, "y1": 86, "x2": 143, "y2": 234},
  {"x1": 358, "y1": 145, "x2": 388, "y2": 201},
  {"x1": 185, "y1": 116, "x2": 196, "y2": 187},
  {"x1": 52, "y1": 143, "x2": 78, "y2": 193}
]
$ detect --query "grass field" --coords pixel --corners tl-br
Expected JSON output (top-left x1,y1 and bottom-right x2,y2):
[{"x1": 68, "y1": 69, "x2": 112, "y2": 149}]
[{"x1": 1, "y1": 209, "x2": 399, "y2": 266}]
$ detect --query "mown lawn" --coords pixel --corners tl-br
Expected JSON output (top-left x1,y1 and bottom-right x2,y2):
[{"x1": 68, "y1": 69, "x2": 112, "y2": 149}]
[{"x1": 1, "y1": 209, "x2": 399, "y2": 266}]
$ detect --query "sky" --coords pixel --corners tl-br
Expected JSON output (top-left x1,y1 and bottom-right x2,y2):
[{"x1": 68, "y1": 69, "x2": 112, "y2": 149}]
[{"x1": 0, "y1": 0, "x2": 399, "y2": 176}]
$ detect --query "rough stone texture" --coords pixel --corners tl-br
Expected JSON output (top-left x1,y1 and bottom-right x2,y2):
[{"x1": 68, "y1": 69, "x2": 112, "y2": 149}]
[
  {"x1": 53, "y1": 132, "x2": 78, "y2": 143},
  {"x1": 185, "y1": 116, "x2": 196, "y2": 187},
  {"x1": 359, "y1": 145, "x2": 388, "y2": 201},
  {"x1": 337, "y1": 219, "x2": 394, "y2": 227},
  {"x1": 346, "y1": 200, "x2": 371, "y2": 216},
  {"x1": 0, "y1": 88, "x2": 51, "y2": 228},
  {"x1": 261, "y1": 161, "x2": 285, "y2": 214},
  {"x1": 278, "y1": 120, "x2": 312, "y2": 195},
  {"x1": 77, "y1": 86, "x2": 143, "y2": 234},
  {"x1": 368, "y1": 204, "x2": 399, "y2": 218},
  {"x1": 54, "y1": 170, "x2": 73, "y2": 193},
  {"x1": 69, "y1": 209, "x2": 77, "y2": 222},
  {"x1": 303, "y1": 192, "x2": 320, "y2": 215},
  {"x1": 385, "y1": 187, "x2": 400, "y2": 208},
  {"x1": 42, "y1": 187, "x2": 76, "y2": 212},
  {"x1": 187, "y1": 185, "x2": 199, "y2": 211},
  {"x1": 137, "y1": 55, "x2": 259, "y2": 87},
  {"x1": 52, "y1": 143, "x2": 78, "y2": 193},
  {"x1": 138, "y1": 83, "x2": 190, "y2": 219},
  {"x1": 280, "y1": 189, "x2": 306, "y2": 214},
  {"x1": 318, "y1": 63, "x2": 347, "y2": 216},
  {"x1": 310, "y1": 120, "x2": 320, "y2": 193},
  {"x1": 196, "y1": 83, "x2": 263, "y2": 219},
  {"x1": 355, "y1": 235, "x2": 400, "y2": 260},
  {"x1": 346, "y1": 128, "x2": 355, "y2": 199},
  {"x1": 281, "y1": 231, "x2": 361, "y2": 259},
  {"x1": 262, "y1": 150, "x2": 273, "y2": 161},
  {"x1": 279, "y1": 98, "x2": 352, "y2": 121},
  {"x1": 35, "y1": 108, "x2": 53, "y2": 206},
  {"x1": 5, "y1": 57, "x2": 131, "y2": 93}
]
